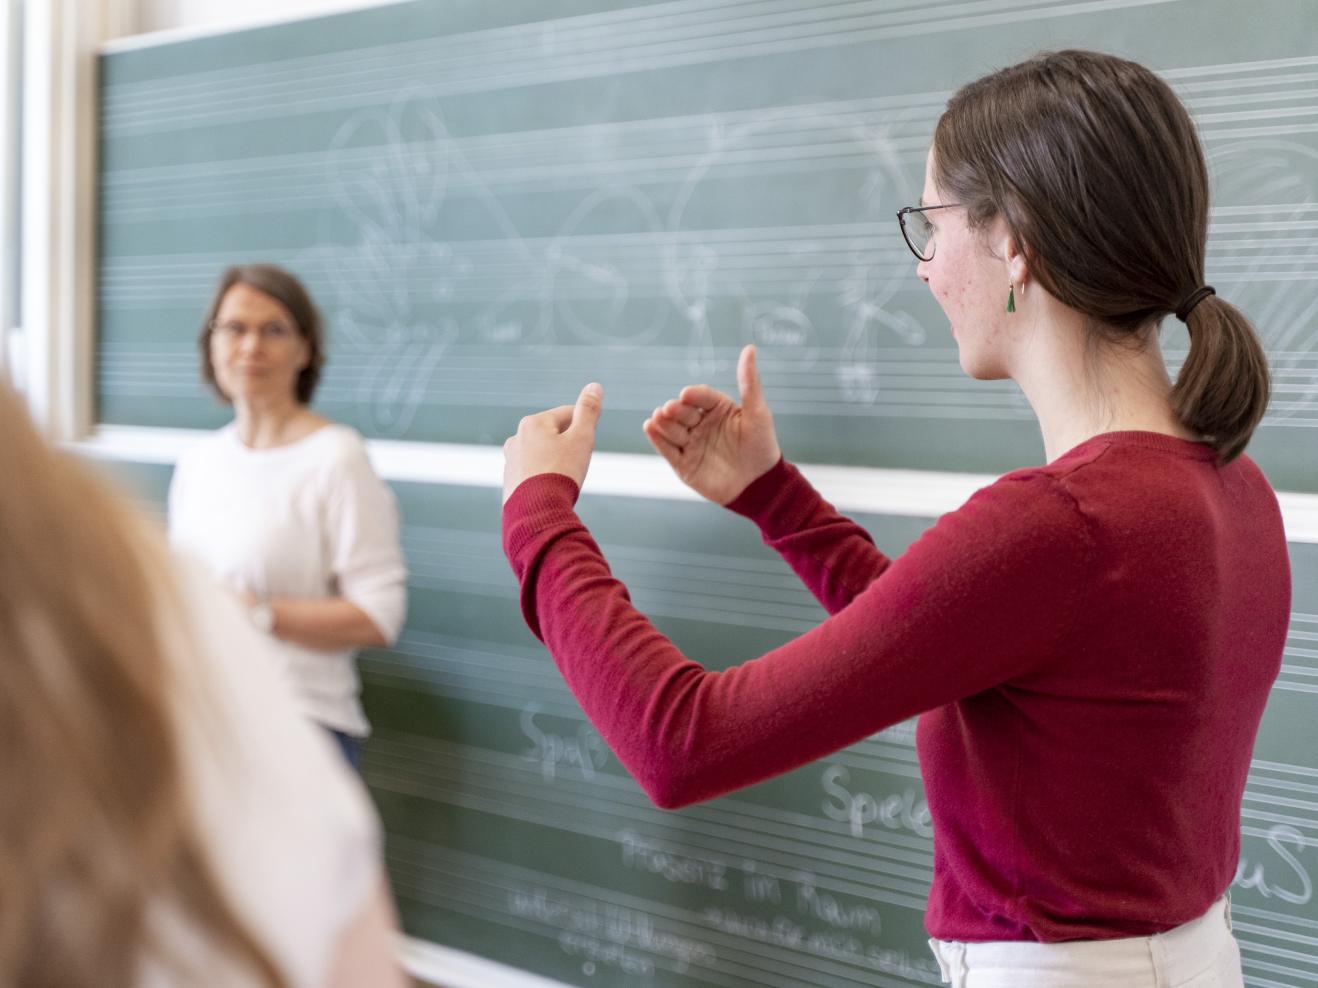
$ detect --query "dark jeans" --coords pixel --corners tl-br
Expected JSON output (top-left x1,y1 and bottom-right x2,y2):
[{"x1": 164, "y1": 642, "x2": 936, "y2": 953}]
[{"x1": 326, "y1": 727, "x2": 363, "y2": 772}]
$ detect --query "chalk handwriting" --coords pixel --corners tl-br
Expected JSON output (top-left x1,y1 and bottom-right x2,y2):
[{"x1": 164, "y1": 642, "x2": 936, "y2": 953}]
[
  {"x1": 821, "y1": 764, "x2": 934, "y2": 839},
  {"x1": 618, "y1": 831, "x2": 730, "y2": 891},
  {"x1": 520, "y1": 703, "x2": 609, "y2": 782},
  {"x1": 1235, "y1": 824, "x2": 1312, "y2": 905}
]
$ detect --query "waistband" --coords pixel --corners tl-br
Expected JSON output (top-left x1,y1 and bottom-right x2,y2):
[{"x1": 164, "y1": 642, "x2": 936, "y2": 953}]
[{"x1": 928, "y1": 896, "x2": 1234, "y2": 986}]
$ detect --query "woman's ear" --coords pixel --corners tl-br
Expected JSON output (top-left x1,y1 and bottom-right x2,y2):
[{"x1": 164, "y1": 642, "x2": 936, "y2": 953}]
[{"x1": 1002, "y1": 234, "x2": 1031, "y2": 289}]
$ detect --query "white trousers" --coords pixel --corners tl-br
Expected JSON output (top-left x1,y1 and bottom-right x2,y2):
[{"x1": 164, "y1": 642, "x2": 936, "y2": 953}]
[{"x1": 928, "y1": 897, "x2": 1242, "y2": 988}]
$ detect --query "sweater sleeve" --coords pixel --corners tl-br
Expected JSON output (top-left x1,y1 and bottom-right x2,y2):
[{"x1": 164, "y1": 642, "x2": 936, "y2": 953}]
[
  {"x1": 502, "y1": 469, "x2": 1091, "y2": 809},
  {"x1": 323, "y1": 436, "x2": 409, "y2": 645},
  {"x1": 726, "y1": 458, "x2": 892, "y2": 614}
]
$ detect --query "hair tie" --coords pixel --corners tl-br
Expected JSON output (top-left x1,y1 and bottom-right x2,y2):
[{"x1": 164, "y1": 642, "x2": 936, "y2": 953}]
[{"x1": 1175, "y1": 285, "x2": 1215, "y2": 322}]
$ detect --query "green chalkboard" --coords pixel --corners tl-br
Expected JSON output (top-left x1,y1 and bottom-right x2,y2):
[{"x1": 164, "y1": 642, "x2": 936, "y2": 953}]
[
  {"x1": 96, "y1": 458, "x2": 1318, "y2": 988},
  {"x1": 96, "y1": 0, "x2": 1318, "y2": 489}
]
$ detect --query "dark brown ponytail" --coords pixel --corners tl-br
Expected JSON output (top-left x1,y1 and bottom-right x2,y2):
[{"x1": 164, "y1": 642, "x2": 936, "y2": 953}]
[
  {"x1": 933, "y1": 49, "x2": 1271, "y2": 461},
  {"x1": 1172, "y1": 295, "x2": 1270, "y2": 461}
]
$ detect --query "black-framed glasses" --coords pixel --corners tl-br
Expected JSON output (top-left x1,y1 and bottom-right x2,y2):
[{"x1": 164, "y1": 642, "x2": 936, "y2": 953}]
[
  {"x1": 209, "y1": 320, "x2": 296, "y2": 343},
  {"x1": 896, "y1": 204, "x2": 961, "y2": 261}
]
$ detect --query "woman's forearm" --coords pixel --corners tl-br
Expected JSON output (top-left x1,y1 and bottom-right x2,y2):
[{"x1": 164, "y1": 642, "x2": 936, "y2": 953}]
[{"x1": 268, "y1": 596, "x2": 388, "y2": 650}]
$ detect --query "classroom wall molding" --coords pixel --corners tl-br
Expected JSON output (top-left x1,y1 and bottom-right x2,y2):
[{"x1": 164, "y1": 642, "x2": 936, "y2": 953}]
[
  {"x1": 17, "y1": 0, "x2": 137, "y2": 440},
  {"x1": 0, "y1": 0, "x2": 19, "y2": 379},
  {"x1": 114, "y1": 0, "x2": 412, "y2": 53}
]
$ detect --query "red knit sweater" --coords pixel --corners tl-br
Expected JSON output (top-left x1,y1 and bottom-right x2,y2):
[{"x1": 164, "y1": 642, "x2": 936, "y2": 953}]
[{"x1": 502, "y1": 431, "x2": 1291, "y2": 942}]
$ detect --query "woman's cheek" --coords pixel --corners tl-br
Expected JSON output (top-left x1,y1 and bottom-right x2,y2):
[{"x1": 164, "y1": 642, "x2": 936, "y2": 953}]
[{"x1": 934, "y1": 280, "x2": 968, "y2": 317}]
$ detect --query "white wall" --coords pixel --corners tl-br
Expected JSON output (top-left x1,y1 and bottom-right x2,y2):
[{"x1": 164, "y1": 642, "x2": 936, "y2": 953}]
[{"x1": 133, "y1": 0, "x2": 394, "y2": 36}]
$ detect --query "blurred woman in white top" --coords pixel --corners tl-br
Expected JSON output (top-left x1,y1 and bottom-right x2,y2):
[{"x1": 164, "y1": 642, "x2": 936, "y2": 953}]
[
  {"x1": 169, "y1": 263, "x2": 408, "y2": 769},
  {"x1": 0, "y1": 377, "x2": 407, "y2": 988}
]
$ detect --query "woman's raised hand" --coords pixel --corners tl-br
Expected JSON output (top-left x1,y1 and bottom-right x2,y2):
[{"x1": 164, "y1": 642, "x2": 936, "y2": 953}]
[
  {"x1": 644, "y1": 345, "x2": 782, "y2": 505},
  {"x1": 502, "y1": 383, "x2": 602, "y2": 503}
]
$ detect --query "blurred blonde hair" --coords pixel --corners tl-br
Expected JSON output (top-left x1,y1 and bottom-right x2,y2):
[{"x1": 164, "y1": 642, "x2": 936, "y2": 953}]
[{"x1": 0, "y1": 379, "x2": 289, "y2": 988}]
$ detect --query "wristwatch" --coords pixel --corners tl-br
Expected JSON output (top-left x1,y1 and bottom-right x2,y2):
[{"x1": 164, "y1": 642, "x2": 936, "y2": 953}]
[{"x1": 248, "y1": 596, "x2": 276, "y2": 634}]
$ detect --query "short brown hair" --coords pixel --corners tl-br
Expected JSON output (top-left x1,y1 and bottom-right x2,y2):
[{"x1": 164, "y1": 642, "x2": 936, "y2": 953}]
[
  {"x1": 199, "y1": 264, "x2": 326, "y2": 405},
  {"x1": 933, "y1": 50, "x2": 1270, "y2": 462}
]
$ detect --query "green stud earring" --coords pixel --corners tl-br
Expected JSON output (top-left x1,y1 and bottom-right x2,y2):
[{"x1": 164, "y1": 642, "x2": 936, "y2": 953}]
[{"x1": 1007, "y1": 285, "x2": 1016, "y2": 313}]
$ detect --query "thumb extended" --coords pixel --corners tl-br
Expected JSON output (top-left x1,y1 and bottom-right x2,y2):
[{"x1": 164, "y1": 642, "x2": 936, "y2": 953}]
[
  {"x1": 737, "y1": 344, "x2": 767, "y2": 413},
  {"x1": 571, "y1": 382, "x2": 604, "y2": 434}
]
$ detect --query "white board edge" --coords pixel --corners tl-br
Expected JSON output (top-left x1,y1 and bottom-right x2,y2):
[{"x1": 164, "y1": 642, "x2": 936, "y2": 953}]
[
  {"x1": 398, "y1": 935, "x2": 575, "y2": 988},
  {"x1": 101, "y1": 0, "x2": 413, "y2": 54},
  {"x1": 70, "y1": 425, "x2": 1318, "y2": 543}
]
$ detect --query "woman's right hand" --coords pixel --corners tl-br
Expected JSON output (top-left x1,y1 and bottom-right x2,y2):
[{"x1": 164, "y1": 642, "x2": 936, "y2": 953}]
[{"x1": 643, "y1": 344, "x2": 782, "y2": 505}]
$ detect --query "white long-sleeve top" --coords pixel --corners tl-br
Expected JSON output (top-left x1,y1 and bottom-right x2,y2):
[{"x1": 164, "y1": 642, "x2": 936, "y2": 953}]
[
  {"x1": 168, "y1": 423, "x2": 408, "y2": 736},
  {"x1": 142, "y1": 557, "x2": 383, "y2": 987}
]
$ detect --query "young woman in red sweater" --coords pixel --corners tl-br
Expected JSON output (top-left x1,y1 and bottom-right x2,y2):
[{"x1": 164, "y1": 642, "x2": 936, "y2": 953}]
[{"x1": 501, "y1": 50, "x2": 1289, "y2": 987}]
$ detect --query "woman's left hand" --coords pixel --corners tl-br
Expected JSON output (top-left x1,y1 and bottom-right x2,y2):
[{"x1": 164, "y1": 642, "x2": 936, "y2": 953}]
[{"x1": 502, "y1": 383, "x2": 603, "y2": 503}]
